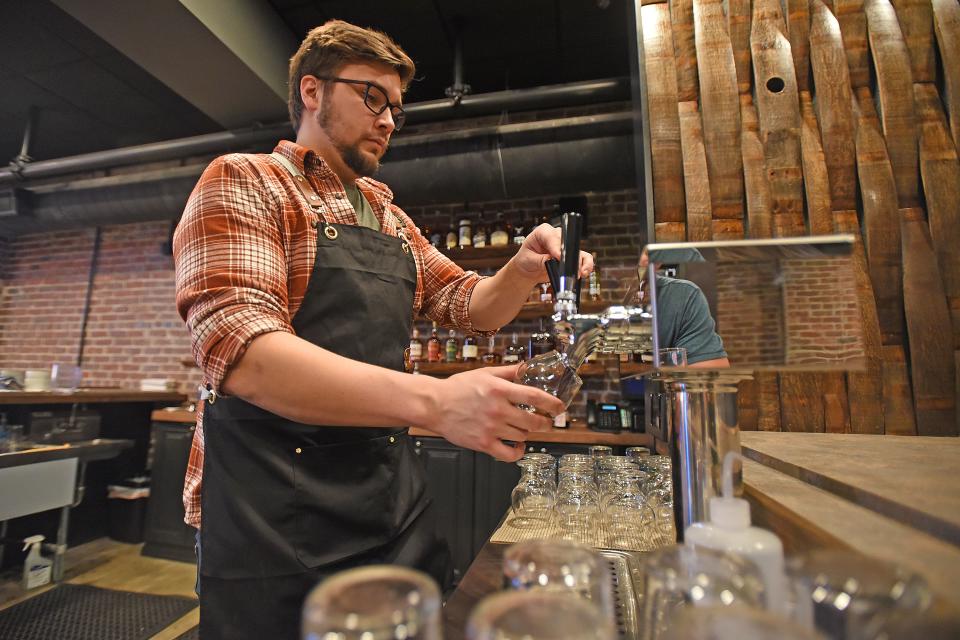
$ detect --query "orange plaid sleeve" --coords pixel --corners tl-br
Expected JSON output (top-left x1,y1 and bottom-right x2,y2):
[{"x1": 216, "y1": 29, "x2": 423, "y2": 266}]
[{"x1": 173, "y1": 154, "x2": 295, "y2": 393}]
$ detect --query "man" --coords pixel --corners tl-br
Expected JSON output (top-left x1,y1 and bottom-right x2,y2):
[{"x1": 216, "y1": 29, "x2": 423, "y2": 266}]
[
  {"x1": 173, "y1": 20, "x2": 592, "y2": 640},
  {"x1": 638, "y1": 248, "x2": 729, "y2": 367}
]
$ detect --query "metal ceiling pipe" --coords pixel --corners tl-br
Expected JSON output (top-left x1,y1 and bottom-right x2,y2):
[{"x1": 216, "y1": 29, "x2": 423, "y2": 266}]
[
  {"x1": 0, "y1": 77, "x2": 630, "y2": 187},
  {"x1": 3, "y1": 112, "x2": 635, "y2": 235}
]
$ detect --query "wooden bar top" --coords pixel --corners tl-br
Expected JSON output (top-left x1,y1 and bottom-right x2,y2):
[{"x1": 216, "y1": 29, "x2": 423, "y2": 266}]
[
  {"x1": 152, "y1": 409, "x2": 652, "y2": 446},
  {"x1": 740, "y1": 431, "x2": 960, "y2": 546},
  {"x1": 1, "y1": 389, "x2": 186, "y2": 406}
]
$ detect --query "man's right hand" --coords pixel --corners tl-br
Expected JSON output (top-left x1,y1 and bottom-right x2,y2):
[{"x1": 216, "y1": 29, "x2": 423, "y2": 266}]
[{"x1": 422, "y1": 364, "x2": 566, "y2": 462}]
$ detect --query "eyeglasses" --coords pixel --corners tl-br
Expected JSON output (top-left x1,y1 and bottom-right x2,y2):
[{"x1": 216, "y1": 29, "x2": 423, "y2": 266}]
[{"x1": 315, "y1": 76, "x2": 406, "y2": 131}]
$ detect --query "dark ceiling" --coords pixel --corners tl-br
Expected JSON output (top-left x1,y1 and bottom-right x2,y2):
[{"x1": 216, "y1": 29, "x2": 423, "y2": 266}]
[{"x1": 0, "y1": 0, "x2": 632, "y2": 164}]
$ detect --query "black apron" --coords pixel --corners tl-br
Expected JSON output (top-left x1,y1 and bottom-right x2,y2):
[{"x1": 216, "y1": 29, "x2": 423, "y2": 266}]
[{"x1": 198, "y1": 163, "x2": 450, "y2": 639}]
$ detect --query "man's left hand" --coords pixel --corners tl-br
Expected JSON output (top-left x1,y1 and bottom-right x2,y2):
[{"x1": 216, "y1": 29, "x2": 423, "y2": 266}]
[{"x1": 510, "y1": 223, "x2": 594, "y2": 284}]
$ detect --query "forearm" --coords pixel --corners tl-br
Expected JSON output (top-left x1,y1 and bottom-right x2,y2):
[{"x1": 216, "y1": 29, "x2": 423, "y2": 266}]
[
  {"x1": 468, "y1": 258, "x2": 542, "y2": 331},
  {"x1": 221, "y1": 331, "x2": 439, "y2": 427}
]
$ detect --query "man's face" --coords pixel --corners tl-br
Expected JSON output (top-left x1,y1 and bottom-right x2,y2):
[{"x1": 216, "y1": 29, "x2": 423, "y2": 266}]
[{"x1": 315, "y1": 61, "x2": 402, "y2": 179}]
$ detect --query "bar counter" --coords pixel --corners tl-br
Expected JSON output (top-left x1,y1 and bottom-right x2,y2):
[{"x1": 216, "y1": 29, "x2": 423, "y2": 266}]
[
  {"x1": 152, "y1": 409, "x2": 653, "y2": 446},
  {"x1": 441, "y1": 432, "x2": 960, "y2": 639}
]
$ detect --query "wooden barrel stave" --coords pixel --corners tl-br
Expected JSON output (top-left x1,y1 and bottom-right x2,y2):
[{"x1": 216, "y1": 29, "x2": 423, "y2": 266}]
[
  {"x1": 882, "y1": 344, "x2": 918, "y2": 435},
  {"x1": 833, "y1": 209, "x2": 886, "y2": 434},
  {"x1": 672, "y1": 0, "x2": 700, "y2": 102},
  {"x1": 891, "y1": 0, "x2": 937, "y2": 82},
  {"x1": 810, "y1": 0, "x2": 859, "y2": 211},
  {"x1": 787, "y1": 0, "x2": 813, "y2": 91},
  {"x1": 728, "y1": 0, "x2": 754, "y2": 93},
  {"x1": 642, "y1": 3, "x2": 687, "y2": 226},
  {"x1": 740, "y1": 95, "x2": 774, "y2": 240},
  {"x1": 678, "y1": 101, "x2": 713, "y2": 240},
  {"x1": 853, "y1": 87, "x2": 905, "y2": 347},
  {"x1": 865, "y1": 0, "x2": 921, "y2": 207},
  {"x1": 694, "y1": 0, "x2": 746, "y2": 222},
  {"x1": 915, "y1": 82, "x2": 960, "y2": 350},
  {"x1": 900, "y1": 207, "x2": 958, "y2": 436},
  {"x1": 932, "y1": 0, "x2": 960, "y2": 158},
  {"x1": 829, "y1": 0, "x2": 872, "y2": 87},
  {"x1": 799, "y1": 92, "x2": 834, "y2": 234},
  {"x1": 751, "y1": 7, "x2": 806, "y2": 238}
]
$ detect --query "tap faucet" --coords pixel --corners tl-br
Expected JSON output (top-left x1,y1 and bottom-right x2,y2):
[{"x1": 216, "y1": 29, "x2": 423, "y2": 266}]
[{"x1": 548, "y1": 212, "x2": 654, "y2": 369}]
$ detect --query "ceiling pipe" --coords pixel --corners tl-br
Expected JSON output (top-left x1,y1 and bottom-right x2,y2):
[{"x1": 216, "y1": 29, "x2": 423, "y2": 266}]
[
  {"x1": 1, "y1": 111, "x2": 635, "y2": 236},
  {"x1": 0, "y1": 78, "x2": 631, "y2": 187}
]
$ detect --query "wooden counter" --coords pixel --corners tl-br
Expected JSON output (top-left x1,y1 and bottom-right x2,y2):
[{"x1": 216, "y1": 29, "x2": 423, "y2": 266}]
[
  {"x1": 1, "y1": 389, "x2": 185, "y2": 406},
  {"x1": 152, "y1": 409, "x2": 652, "y2": 446},
  {"x1": 739, "y1": 431, "x2": 960, "y2": 608}
]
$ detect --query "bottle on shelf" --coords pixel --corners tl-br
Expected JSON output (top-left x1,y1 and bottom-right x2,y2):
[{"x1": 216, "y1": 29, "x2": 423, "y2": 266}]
[
  {"x1": 427, "y1": 322, "x2": 442, "y2": 362},
  {"x1": 462, "y1": 334, "x2": 479, "y2": 362},
  {"x1": 422, "y1": 224, "x2": 432, "y2": 246},
  {"x1": 503, "y1": 332, "x2": 525, "y2": 363},
  {"x1": 445, "y1": 329, "x2": 460, "y2": 363},
  {"x1": 481, "y1": 336, "x2": 502, "y2": 364},
  {"x1": 458, "y1": 218, "x2": 472, "y2": 249},
  {"x1": 444, "y1": 224, "x2": 457, "y2": 250},
  {"x1": 472, "y1": 214, "x2": 488, "y2": 248},
  {"x1": 409, "y1": 327, "x2": 424, "y2": 365},
  {"x1": 588, "y1": 252, "x2": 602, "y2": 301},
  {"x1": 428, "y1": 224, "x2": 442, "y2": 248},
  {"x1": 539, "y1": 282, "x2": 553, "y2": 304},
  {"x1": 528, "y1": 318, "x2": 555, "y2": 359},
  {"x1": 490, "y1": 213, "x2": 509, "y2": 246},
  {"x1": 512, "y1": 217, "x2": 526, "y2": 245}
]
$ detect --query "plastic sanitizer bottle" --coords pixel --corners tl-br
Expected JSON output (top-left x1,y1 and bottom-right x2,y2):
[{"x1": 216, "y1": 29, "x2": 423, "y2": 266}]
[
  {"x1": 684, "y1": 452, "x2": 788, "y2": 614},
  {"x1": 22, "y1": 534, "x2": 53, "y2": 590}
]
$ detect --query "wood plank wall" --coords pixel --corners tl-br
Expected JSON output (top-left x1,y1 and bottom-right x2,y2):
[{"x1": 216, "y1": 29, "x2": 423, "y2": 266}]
[{"x1": 637, "y1": 0, "x2": 959, "y2": 436}]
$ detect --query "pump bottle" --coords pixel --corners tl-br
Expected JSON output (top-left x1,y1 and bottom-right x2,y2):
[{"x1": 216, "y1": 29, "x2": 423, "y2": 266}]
[{"x1": 684, "y1": 452, "x2": 788, "y2": 613}]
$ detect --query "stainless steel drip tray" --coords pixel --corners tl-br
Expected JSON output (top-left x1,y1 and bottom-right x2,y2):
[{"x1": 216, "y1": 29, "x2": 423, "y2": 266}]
[{"x1": 598, "y1": 548, "x2": 645, "y2": 640}]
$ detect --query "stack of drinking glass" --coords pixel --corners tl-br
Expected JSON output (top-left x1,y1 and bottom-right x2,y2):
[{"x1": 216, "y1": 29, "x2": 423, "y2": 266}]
[{"x1": 508, "y1": 445, "x2": 676, "y2": 550}]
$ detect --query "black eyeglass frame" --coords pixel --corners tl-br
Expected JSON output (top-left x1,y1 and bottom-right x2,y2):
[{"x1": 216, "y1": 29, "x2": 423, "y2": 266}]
[{"x1": 314, "y1": 76, "x2": 406, "y2": 131}]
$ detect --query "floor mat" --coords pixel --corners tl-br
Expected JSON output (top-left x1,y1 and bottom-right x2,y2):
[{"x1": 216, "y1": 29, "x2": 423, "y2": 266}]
[{"x1": 0, "y1": 583, "x2": 198, "y2": 640}]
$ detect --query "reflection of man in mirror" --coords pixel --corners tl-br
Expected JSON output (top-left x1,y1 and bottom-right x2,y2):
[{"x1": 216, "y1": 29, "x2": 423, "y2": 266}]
[{"x1": 639, "y1": 249, "x2": 730, "y2": 368}]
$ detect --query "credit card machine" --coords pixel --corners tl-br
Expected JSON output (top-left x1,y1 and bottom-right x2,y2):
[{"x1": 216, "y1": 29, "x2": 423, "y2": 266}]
[{"x1": 596, "y1": 403, "x2": 622, "y2": 432}]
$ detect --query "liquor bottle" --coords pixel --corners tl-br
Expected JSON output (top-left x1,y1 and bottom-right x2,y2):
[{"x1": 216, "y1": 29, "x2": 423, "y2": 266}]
[
  {"x1": 422, "y1": 225, "x2": 432, "y2": 246},
  {"x1": 490, "y1": 213, "x2": 509, "y2": 246},
  {"x1": 528, "y1": 318, "x2": 555, "y2": 358},
  {"x1": 458, "y1": 218, "x2": 472, "y2": 249},
  {"x1": 502, "y1": 332, "x2": 524, "y2": 363},
  {"x1": 482, "y1": 336, "x2": 502, "y2": 364},
  {"x1": 445, "y1": 224, "x2": 457, "y2": 250},
  {"x1": 512, "y1": 218, "x2": 526, "y2": 245},
  {"x1": 409, "y1": 327, "x2": 424, "y2": 364},
  {"x1": 445, "y1": 329, "x2": 459, "y2": 363},
  {"x1": 472, "y1": 215, "x2": 488, "y2": 248},
  {"x1": 539, "y1": 282, "x2": 553, "y2": 303},
  {"x1": 462, "y1": 334, "x2": 479, "y2": 361},
  {"x1": 588, "y1": 252, "x2": 602, "y2": 301},
  {"x1": 429, "y1": 223, "x2": 443, "y2": 248},
  {"x1": 427, "y1": 322, "x2": 442, "y2": 362}
]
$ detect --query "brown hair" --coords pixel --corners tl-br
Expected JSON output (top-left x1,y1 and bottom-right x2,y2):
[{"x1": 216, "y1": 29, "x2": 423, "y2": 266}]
[{"x1": 288, "y1": 19, "x2": 415, "y2": 131}]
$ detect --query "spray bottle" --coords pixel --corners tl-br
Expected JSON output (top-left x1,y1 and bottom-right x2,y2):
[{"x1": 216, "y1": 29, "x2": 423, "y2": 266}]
[
  {"x1": 22, "y1": 535, "x2": 53, "y2": 590},
  {"x1": 684, "y1": 452, "x2": 788, "y2": 613}
]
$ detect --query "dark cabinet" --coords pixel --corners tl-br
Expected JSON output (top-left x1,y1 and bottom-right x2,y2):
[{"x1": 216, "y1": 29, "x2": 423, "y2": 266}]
[
  {"x1": 472, "y1": 455, "x2": 520, "y2": 557},
  {"x1": 142, "y1": 422, "x2": 197, "y2": 563},
  {"x1": 412, "y1": 436, "x2": 475, "y2": 582}
]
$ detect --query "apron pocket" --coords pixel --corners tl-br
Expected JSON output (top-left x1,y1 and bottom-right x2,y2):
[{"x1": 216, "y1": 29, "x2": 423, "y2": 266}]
[{"x1": 291, "y1": 433, "x2": 427, "y2": 569}]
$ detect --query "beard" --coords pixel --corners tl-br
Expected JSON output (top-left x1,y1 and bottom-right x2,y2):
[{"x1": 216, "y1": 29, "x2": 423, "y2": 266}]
[{"x1": 317, "y1": 94, "x2": 383, "y2": 178}]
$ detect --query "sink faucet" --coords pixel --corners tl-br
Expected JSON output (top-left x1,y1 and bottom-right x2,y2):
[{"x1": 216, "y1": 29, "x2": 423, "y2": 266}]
[{"x1": 548, "y1": 212, "x2": 654, "y2": 370}]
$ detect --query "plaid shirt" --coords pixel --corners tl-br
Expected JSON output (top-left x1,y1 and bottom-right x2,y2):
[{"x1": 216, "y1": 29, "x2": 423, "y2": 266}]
[{"x1": 174, "y1": 140, "x2": 487, "y2": 528}]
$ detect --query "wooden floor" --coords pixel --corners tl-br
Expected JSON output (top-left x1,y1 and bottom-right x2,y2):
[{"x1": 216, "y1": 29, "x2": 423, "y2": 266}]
[{"x1": 0, "y1": 538, "x2": 199, "y2": 639}]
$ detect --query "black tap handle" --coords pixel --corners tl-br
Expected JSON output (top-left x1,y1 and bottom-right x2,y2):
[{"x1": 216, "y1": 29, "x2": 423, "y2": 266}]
[
  {"x1": 545, "y1": 259, "x2": 562, "y2": 295},
  {"x1": 560, "y1": 212, "x2": 583, "y2": 282}
]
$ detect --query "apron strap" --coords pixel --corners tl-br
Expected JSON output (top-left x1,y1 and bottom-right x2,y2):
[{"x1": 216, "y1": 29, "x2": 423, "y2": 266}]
[{"x1": 270, "y1": 152, "x2": 327, "y2": 223}]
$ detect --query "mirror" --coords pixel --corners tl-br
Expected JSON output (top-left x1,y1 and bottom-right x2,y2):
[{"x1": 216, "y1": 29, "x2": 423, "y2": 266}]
[{"x1": 643, "y1": 235, "x2": 865, "y2": 372}]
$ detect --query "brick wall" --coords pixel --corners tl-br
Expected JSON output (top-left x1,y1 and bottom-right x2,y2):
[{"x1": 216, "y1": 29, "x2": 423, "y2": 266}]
[
  {"x1": 0, "y1": 189, "x2": 643, "y2": 411},
  {"x1": 0, "y1": 222, "x2": 203, "y2": 393}
]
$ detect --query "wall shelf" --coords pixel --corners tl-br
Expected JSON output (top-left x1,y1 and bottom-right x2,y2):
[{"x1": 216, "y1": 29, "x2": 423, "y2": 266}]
[{"x1": 439, "y1": 245, "x2": 520, "y2": 270}]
